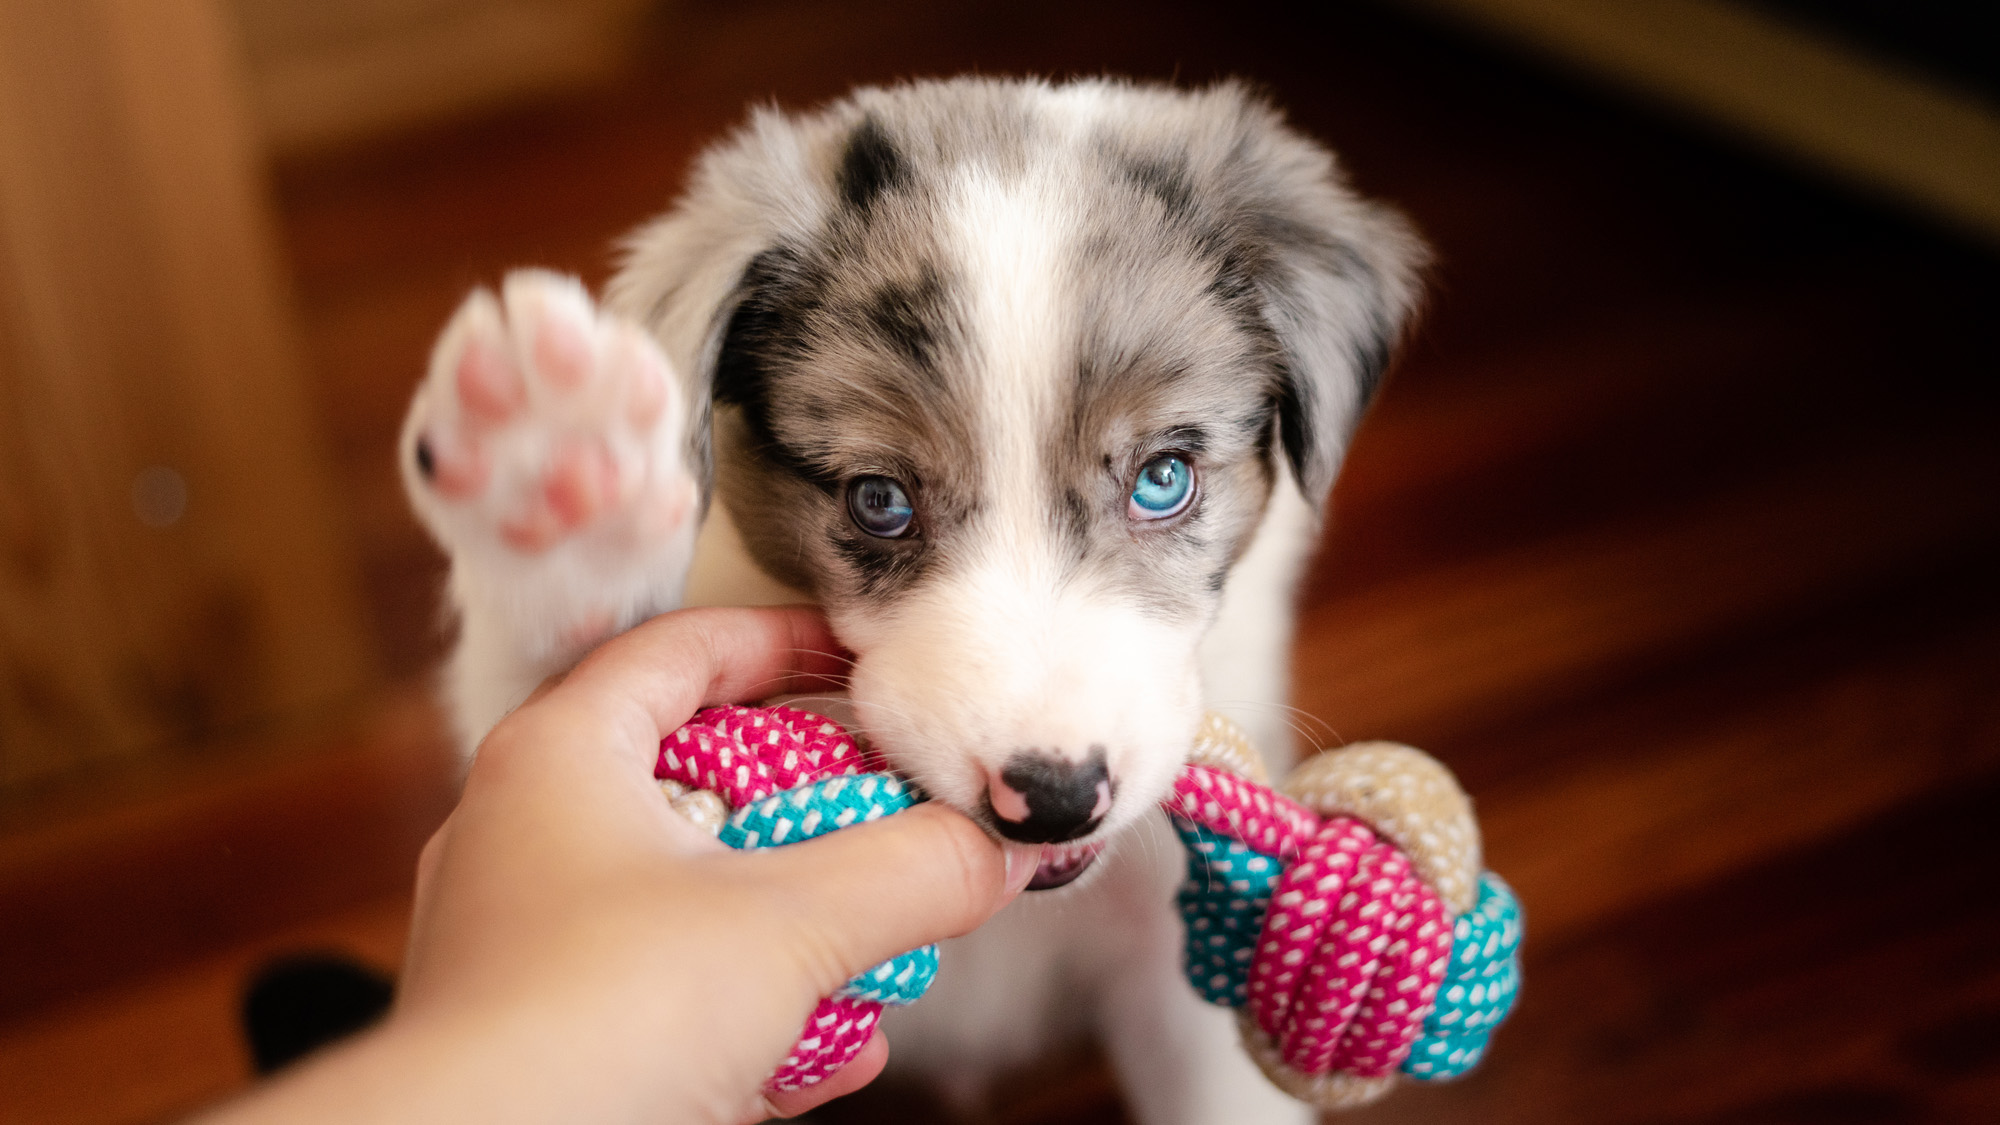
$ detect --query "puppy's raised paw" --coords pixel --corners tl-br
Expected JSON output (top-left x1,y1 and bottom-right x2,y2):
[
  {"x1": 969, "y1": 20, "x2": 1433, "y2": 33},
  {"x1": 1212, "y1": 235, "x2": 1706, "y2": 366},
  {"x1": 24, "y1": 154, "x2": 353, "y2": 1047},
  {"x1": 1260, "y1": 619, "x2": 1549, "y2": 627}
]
[{"x1": 401, "y1": 270, "x2": 694, "y2": 564}]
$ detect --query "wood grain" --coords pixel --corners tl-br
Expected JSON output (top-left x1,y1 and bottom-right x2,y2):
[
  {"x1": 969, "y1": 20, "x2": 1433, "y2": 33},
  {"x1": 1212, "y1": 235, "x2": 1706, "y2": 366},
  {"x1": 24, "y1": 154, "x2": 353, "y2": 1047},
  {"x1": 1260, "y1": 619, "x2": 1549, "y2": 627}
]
[
  {"x1": 0, "y1": 0, "x2": 375, "y2": 792},
  {"x1": 1295, "y1": 430, "x2": 2000, "y2": 746},
  {"x1": 230, "y1": 0, "x2": 654, "y2": 156}
]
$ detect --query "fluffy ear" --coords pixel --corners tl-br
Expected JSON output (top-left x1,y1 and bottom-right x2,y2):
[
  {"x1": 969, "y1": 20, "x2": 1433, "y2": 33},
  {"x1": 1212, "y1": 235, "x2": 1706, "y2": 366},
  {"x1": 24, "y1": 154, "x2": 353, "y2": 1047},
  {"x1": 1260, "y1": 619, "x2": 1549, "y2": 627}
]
[
  {"x1": 605, "y1": 105, "x2": 903, "y2": 498},
  {"x1": 1256, "y1": 194, "x2": 1426, "y2": 504},
  {"x1": 603, "y1": 105, "x2": 832, "y2": 496},
  {"x1": 1222, "y1": 100, "x2": 1428, "y2": 505}
]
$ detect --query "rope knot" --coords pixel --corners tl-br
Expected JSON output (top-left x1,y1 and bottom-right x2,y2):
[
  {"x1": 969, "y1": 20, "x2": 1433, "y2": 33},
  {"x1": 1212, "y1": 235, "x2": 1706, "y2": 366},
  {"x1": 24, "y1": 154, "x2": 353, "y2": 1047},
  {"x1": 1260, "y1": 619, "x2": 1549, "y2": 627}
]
[{"x1": 1169, "y1": 720, "x2": 1523, "y2": 1109}]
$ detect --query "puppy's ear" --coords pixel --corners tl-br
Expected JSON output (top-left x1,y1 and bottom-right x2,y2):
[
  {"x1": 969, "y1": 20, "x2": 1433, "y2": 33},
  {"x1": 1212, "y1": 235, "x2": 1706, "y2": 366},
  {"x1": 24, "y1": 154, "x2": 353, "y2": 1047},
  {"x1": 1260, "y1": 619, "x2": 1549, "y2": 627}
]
[
  {"x1": 1254, "y1": 196, "x2": 1425, "y2": 504},
  {"x1": 1211, "y1": 94, "x2": 1427, "y2": 505},
  {"x1": 607, "y1": 106, "x2": 896, "y2": 499},
  {"x1": 603, "y1": 108, "x2": 831, "y2": 498}
]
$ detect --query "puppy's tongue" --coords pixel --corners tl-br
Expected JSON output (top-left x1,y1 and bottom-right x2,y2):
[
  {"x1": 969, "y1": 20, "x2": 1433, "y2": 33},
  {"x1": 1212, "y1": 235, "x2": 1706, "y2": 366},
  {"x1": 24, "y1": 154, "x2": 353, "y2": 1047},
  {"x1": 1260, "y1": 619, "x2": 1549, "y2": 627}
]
[{"x1": 1027, "y1": 840, "x2": 1105, "y2": 890}]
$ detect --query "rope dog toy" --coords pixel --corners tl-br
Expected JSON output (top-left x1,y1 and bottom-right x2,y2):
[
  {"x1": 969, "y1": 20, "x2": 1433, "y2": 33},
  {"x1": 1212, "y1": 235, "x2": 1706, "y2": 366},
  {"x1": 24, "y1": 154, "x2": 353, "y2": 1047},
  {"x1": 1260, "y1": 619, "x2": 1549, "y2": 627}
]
[
  {"x1": 654, "y1": 705, "x2": 933, "y2": 1091},
  {"x1": 1167, "y1": 715, "x2": 1522, "y2": 1108},
  {"x1": 655, "y1": 706, "x2": 1521, "y2": 1106}
]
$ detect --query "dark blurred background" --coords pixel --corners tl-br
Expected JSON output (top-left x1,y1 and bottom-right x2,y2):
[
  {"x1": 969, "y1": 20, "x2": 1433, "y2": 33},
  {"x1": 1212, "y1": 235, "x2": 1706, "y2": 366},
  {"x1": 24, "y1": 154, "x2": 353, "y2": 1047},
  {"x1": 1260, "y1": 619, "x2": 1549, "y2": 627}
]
[{"x1": 2, "y1": 1, "x2": 1997, "y2": 1121}]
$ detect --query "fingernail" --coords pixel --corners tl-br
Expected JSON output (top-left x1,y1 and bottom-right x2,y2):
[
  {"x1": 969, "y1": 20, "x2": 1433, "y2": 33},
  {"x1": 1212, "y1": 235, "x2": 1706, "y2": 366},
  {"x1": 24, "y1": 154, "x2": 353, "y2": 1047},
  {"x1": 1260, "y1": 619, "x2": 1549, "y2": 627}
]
[{"x1": 1003, "y1": 844, "x2": 1043, "y2": 894}]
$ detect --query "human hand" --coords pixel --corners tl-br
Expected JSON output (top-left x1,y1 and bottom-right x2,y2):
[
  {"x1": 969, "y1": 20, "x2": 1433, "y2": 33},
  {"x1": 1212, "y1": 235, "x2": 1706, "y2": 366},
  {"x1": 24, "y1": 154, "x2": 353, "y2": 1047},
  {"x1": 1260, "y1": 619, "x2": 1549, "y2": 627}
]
[{"x1": 200, "y1": 607, "x2": 1038, "y2": 1124}]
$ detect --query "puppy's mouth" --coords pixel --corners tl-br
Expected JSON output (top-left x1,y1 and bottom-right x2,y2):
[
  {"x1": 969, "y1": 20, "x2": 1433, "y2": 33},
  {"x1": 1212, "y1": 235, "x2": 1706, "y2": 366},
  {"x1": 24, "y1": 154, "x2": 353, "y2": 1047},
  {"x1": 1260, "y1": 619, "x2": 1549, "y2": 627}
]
[{"x1": 1027, "y1": 839, "x2": 1106, "y2": 890}]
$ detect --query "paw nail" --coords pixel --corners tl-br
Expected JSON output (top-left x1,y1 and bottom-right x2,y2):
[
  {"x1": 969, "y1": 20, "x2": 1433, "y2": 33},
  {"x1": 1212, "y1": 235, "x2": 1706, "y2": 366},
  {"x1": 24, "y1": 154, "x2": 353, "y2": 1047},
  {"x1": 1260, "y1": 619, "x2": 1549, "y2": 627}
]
[{"x1": 422, "y1": 433, "x2": 488, "y2": 499}]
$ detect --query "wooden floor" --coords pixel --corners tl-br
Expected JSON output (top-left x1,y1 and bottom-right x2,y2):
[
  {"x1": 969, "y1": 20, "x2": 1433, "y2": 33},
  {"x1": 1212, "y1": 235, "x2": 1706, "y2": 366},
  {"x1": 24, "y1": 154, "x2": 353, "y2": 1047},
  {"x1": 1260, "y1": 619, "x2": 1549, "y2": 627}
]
[{"x1": 4, "y1": 1, "x2": 1998, "y2": 1121}]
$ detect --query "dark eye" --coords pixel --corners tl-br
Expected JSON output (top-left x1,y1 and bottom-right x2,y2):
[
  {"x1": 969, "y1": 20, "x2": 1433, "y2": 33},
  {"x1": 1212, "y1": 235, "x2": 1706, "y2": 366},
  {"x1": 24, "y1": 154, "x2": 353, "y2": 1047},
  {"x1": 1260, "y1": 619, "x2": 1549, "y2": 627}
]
[
  {"x1": 1129, "y1": 454, "x2": 1195, "y2": 520},
  {"x1": 847, "y1": 476, "x2": 914, "y2": 538}
]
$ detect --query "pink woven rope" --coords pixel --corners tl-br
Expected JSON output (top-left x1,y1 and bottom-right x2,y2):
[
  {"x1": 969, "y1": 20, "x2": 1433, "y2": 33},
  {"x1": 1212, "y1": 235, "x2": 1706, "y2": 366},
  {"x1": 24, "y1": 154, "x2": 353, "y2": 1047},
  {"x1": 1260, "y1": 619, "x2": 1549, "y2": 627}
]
[
  {"x1": 661, "y1": 707, "x2": 1458, "y2": 1091},
  {"x1": 768, "y1": 994, "x2": 881, "y2": 1092},
  {"x1": 656, "y1": 704, "x2": 878, "y2": 808},
  {"x1": 1251, "y1": 818, "x2": 1376, "y2": 1073},
  {"x1": 1240, "y1": 815, "x2": 1453, "y2": 1077},
  {"x1": 1170, "y1": 761, "x2": 1455, "y2": 1079},
  {"x1": 1167, "y1": 763, "x2": 1321, "y2": 859},
  {"x1": 1334, "y1": 852, "x2": 1451, "y2": 1076}
]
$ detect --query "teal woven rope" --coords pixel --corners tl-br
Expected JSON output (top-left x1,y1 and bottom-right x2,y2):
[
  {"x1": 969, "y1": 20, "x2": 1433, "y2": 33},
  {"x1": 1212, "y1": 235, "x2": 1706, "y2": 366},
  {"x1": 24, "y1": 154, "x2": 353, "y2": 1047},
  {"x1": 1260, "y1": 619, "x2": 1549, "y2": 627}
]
[
  {"x1": 1171, "y1": 815, "x2": 1523, "y2": 1083},
  {"x1": 720, "y1": 773, "x2": 916, "y2": 849},
  {"x1": 1171, "y1": 820, "x2": 1281, "y2": 1005},
  {"x1": 1402, "y1": 872, "x2": 1523, "y2": 1081},
  {"x1": 719, "y1": 773, "x2": 939, "y2": 1007},
  {"x1": 836, "y1": 942, "x2": 940, "y2": 1005}
]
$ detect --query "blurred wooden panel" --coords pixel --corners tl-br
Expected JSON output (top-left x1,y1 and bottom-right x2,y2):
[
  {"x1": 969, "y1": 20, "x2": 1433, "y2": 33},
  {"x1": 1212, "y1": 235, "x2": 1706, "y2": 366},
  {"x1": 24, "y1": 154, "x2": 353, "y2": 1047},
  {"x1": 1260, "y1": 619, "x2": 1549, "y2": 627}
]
[
  {"x1": 229, "y1": 0, "x2": 655, "y2": 156},
  {"x1": 0, "y1": 0, "x2": 374, "y2": 792}
]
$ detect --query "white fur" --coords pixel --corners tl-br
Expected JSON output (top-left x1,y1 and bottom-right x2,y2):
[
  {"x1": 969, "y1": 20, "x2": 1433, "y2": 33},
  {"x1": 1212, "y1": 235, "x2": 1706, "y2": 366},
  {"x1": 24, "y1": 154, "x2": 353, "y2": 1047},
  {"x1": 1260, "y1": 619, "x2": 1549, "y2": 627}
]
[
  {"x1": 819, "y1": 164, "x2": 1206, "y2": 837},
  {"x1": 675, "y1": 476, "x2": 1310, "y2": 1125},
  {"x1": 676, "y1": 471, "x2": 1310, "y2": 1124}
]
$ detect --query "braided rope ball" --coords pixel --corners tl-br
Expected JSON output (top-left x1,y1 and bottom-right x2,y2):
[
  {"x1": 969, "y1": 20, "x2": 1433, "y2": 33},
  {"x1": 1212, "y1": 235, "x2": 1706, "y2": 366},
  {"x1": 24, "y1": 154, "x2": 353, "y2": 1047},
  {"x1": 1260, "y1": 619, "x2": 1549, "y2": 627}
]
[
  {"x1": 654, "y1": 706, "x2": 1521, "y2": 1105},
  {"x1": 1169, "y1": 714, "x2": 1523, "y2": 1108}
]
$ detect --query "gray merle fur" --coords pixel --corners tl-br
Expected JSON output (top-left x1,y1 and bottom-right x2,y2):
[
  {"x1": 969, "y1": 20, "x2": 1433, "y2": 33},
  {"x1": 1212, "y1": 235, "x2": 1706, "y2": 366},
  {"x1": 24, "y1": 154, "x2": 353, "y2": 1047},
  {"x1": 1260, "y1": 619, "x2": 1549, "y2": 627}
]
[{"x1": 631, "y1": 77, "x2": 1425, "y2": 618}]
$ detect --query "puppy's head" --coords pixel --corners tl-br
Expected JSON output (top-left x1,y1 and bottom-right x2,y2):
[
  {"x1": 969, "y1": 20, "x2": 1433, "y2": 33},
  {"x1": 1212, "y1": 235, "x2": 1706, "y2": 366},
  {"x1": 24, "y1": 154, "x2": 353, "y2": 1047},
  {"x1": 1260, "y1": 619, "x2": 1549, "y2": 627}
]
[{"x1": 613, "y1": 78, "x2": 1423, "y2": 883}]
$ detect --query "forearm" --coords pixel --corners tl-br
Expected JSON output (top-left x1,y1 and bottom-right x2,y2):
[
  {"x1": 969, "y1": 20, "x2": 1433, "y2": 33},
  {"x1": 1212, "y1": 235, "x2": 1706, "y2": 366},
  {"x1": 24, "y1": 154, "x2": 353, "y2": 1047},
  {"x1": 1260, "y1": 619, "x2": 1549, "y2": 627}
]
[{"x1": 198, "y1": 992, "x2": 764, "y2": 1125}]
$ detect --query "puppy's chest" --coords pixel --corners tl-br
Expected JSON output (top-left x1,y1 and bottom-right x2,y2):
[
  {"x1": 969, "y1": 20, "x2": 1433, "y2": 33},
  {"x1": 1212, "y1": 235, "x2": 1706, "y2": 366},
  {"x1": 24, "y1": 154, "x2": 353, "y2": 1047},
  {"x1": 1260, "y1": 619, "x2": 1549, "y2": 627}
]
[{"x1": 680, "y1": 502, "x2": 809, "y2": 609}]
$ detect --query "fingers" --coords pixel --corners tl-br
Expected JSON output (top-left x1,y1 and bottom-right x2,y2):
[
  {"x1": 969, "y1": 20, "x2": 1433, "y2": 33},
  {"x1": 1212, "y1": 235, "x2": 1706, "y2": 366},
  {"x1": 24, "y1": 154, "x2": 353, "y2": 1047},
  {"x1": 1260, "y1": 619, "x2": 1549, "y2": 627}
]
[
  {"x1": 730, "y1": 804, "x2": 1040, "y2": 996},
  {"x1": 551, "y1": 607, "x2": 851, "y2": 763}
]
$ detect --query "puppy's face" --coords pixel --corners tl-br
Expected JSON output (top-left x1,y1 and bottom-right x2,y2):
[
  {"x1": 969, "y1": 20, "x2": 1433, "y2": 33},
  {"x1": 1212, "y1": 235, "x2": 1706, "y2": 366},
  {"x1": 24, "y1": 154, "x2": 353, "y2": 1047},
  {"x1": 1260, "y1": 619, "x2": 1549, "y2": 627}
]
[{"x1": 629, "y1": 80, "x2": 1421, "y2": 883}]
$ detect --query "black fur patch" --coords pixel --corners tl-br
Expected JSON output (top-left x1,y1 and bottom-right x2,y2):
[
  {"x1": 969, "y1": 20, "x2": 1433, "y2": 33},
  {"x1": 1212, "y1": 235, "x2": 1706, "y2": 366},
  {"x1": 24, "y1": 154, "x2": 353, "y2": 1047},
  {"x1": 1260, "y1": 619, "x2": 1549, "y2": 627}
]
[
  {"x1": 839, "y1": 117, "x2": 908, "y2": 212},
  {"x1": 1059, "y1": 488, "x2": 1091, "y2": 554},
  {"x1": 1264, "y1": 219, "x2": 1395, "y2": 409},
  {"x1": 831, "y1": 527, "x2": 931, "y2": 597},
  {"x1": 1250, "y1": 219, "x2": 1396, "y2": 490},
  {"x1": 714, "y1": 247, "x2": 836, "y2": 489},
  {"x1": 1273, "y1": 358, "x2": 1315, "y2": 494},
  {"x1": 1121, "y1": 153, "x2": 1197, "y2": 221},
  {"x1": 863, "y1": 266, "x2": 950, "y2": 377}
]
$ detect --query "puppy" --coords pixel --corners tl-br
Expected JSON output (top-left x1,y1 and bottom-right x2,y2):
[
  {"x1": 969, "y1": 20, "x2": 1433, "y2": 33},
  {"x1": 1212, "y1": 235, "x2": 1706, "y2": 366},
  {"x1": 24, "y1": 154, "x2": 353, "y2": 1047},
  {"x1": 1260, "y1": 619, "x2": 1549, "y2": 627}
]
[{"x1": 402, "y1": 76, "x2": 1422, "y2": 1123}]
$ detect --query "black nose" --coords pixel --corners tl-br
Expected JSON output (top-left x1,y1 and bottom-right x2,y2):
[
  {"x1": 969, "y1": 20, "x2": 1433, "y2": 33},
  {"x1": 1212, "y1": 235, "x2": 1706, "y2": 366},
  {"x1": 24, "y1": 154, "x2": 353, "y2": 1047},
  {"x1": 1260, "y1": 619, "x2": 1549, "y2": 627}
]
[{"x1": 985, "y1": 748, "x2": 1112, "y2": 843}]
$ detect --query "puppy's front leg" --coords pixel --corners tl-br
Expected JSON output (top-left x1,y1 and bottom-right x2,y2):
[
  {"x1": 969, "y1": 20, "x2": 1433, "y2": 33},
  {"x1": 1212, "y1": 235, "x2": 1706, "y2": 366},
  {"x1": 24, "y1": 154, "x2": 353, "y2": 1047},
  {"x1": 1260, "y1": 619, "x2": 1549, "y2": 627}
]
[
  {"x1": 400, "y1": 270, "x2": 700, "y2": 750},
  {"x1": 1100, "y1": 917, "x2": 1313, "y2": 1125}
]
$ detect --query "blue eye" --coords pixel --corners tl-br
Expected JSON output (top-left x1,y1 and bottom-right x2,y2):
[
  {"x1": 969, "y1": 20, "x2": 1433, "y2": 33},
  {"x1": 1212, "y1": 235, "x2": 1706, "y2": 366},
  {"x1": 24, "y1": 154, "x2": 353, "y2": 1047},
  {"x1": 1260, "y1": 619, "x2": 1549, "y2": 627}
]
[
  {"x1": 848, "y1": 476, "x2": 914, "y2": 538},
  {"x1": 1129, "y1": 454, "x2": 1194, "y2": 519}
]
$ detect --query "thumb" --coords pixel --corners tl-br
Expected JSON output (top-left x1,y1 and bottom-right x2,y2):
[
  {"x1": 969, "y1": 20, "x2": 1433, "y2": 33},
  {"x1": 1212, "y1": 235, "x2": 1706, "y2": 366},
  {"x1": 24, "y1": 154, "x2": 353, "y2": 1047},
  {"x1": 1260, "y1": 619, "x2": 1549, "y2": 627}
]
[{"x1": 730, "y1": 804, "x2": 1040, "y2": 994}]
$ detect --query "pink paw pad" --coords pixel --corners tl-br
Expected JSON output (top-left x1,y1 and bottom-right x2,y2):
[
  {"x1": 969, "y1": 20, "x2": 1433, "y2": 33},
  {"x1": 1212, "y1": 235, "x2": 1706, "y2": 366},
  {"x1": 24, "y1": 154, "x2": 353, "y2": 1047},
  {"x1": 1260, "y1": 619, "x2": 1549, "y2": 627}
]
[{"x1": 454, "y1": 335, "x2": 525, "y2": 424}]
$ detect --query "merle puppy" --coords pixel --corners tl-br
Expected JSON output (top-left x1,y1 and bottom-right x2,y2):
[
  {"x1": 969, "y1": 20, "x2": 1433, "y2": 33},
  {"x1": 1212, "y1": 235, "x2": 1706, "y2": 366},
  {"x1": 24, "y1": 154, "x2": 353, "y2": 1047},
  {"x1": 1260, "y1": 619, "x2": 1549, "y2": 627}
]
[{"x1": 401, "y1": 76, "x2": 1422, "y2": 1122}]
